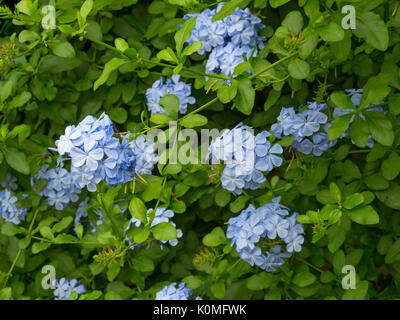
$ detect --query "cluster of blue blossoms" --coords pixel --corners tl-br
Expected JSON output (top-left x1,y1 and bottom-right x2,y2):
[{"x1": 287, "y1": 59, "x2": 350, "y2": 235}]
[
  {"x1": 125, "y1": 207, "x2": 183, "y2": 249},
  {"x1": 54, "y1": 113, "x2": 158, "y2": 192},
  {"x1": 209, "y1": 123, "x2": 283, "y2": 195},
  {"x1": 0, "y1": 189, "x2": 27, "y2": 225},
  {"x1": 52, "y1": 278, "x2": 86, "y2": 300},
  {"x1": 226, "y1": 197, "x2": 304, "y2": 272},
  {"x1": 329, "y1": 88, "x2": 384, "y2": 148},
  {"x1": 183, "y1": 3, "x2": 265, "y2": 77},
  {"x1": 271, "y1": 102, "x2": 333, "y2": 157},
  {"x1": 146, "y1": 74, "x2": 196, "y2": 116},
  {"x1": 32, "y1": 164, "x2": 81, "y2": 210},
  {"x1": 0, "y1": 173, "x2": 18, "y2": 190},
  {"x1": 155, "y1": 282, "x2": 201, "y2": 300}
]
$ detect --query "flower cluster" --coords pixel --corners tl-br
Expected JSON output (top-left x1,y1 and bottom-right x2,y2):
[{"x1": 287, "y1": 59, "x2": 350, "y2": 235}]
[
  {"x1": 271, "y1": 102, "x2": 333, "y2": 156},
  {"x1": 146, "y1": 75, "x2": 195, "y2": 116},
  {"x1": 0, "y1": 189, "x2": 27, "y2": 225},
  {"x1": 31, "y1": 164, "x2": 81, "y2": 210},
  {"x1": 155, "y1": 282, "x2": 201, "y2": 300},
  {"x1": 183, "y1": 3, "x2": 266, "y2": 77},
  {"x1": 209, "y1": 123, "x2": 283, "y2": 195},
  {"x1": 52, "y1": 278, "x2": 86, "y2": 300},
  {"x1": 54, "y1": 113, "x2": 158, "y2": 192},
  {"x1": 0, "y1": 173, "x2": 17, "y2": 190},
  {"x1": 329, "y1": 88, "x2": 384, "y2": 148},
  {"x1": 125, "y1": 207, "x2": 183, "y2": 248},
  {"x1": 226, "y1": 197, "x2": 304, "y2": 272}
]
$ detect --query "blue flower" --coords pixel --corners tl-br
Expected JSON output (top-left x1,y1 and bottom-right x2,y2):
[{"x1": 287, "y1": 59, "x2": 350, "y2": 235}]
[
  {"x1": 32, "y1": 164, "x2": 81, "y2": 210},
  {"x1": 0, "y1": 173, "x2": 18, "y2": 190},
  {"x1": 130, "y1": 136, "x2": 158, "y2": 175},
  {"x1": 183, "y1": 4, "x2": 265, "y2": 79},
  {"x1": 210, "y1": 123, "x2": 282, "y2": 195},
  {"x1": 74, "y1": 197, "x2": 89, "y2": 237},
  {"x1": 292, "y1": 132, "x2": 333, "y2": 156},
  {"x1": 146, "y1": 75, "x2": 195, "y2": 116},
  {"x1": 226, "y1": 198, "x2": 304, "y2": 272},
  {"x1": 155, "y1": 282, "x2": 201, "y2": 300},
  {"x1": 0, "y1": 189, "x2": 27, "y2": 224},
  {"x1": 52, "y1": 278, "x2": 86, "y2": 300}
]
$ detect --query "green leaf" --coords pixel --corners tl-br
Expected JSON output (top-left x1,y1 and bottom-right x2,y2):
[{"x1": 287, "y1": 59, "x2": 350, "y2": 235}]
[
  {"x1": 181, "y1": 41, "x2": 203, "y2": 57},
  {"x1": 288, "y1": 58, "x2": 310, "y2": 79},
  {"x1": 175, "y1": 17, "x2": 196, "y2": 57},
  {"x1": 342, "y1": 281, "x2": 369, "y2": 300},
  {"x1": 202, "y1": 227, "x2": 227, "y2": 247},
  {"x1": 347, "y1": 205, "x2": 379, "y2": 225},
  {"x1": 109, "y1": 107, "x2": 128, "y2": 124},
  {"x1": 94, "y1": 58, "x2": 128, "y2": 91},
  {"x1": 343, "y1": 193, "x2": 364, "y2": 210},
  {"x1": 388, "y1": 93, "x2": 400, "y2": 115},
  {"x1": 159, "y1": 94, "x2": 180, "y2": 119},
  {"x1": 382, "y1": 152, "x2": 400, "y2": 180},
  {"x1": 107, "y1": 263, "x2": 120, "y2": 282},
  {"x1": 292, "y1": 272, "x2": 316, "y2": 287},
  {"x1": 246, "y1": 272, "x2": 278, "y2": 290},
  {"x1": 375, "y1": 182, "x2": 400, "y2": 210},
  {"x1": 80, "y1": 0, "x2": 93, "y2": 21},
  {"x1": 52, "y1": 216, "x2": 73, "y2": 234},
  {"x1": 114, "y1": 38, "x2": 129, "y2": 52},
  {"x1": 354, "y1": 11, "x2": 389, "y2": 51},
  {"x1": 1, "y1": 222, "x2": 26, "y2": 236},
  {"x1": 233, "y1": 78, "x2": 255, "y2": 115},
  {"x1": 49, "y1": 41, "x2": 76, "y2": 58},
  {"x1": 157, "y1": 47, "x2": 179, "y2": 64},
  {"x1": 364, "y1": 173, "x2": 389, "y2": 191},
  {"x1": 132, "y1": 255, "x2": 155, "y2": 272},
  {"x1": 32, "y1": 242, "x2": 51, "y2": 254},
  {"x1": 269, "y1": 0, "x2": 290, "y2": 8},
  {"x1": 8, "y1": 124, "x2": 31, "y2": 144},
  {"x1": 282, "y1": 11, "x2": 303, "y2": 34},
  {"x1": 364, "y1": 111, "x2": 394, "y2": 146},
  {"x1": 211, "y1": 280, "x2": 225, "y2": 299},
  {"x1": 18, "y1": 30, "x2": 39, "y2": 43},
  {"x1": 317, "y1": 22, "x2": 345, "y2": 42},
  {"x1": 129, "y1": 197, "x2": 147, "y2": 224},
  {"x1": 152, "y1": 222, "x2": 177, "y2": 241},
  {"x1": 349, "y1": 116, "x2": 369, "y2": 148},
  {"x1": 327, "y1": 114, "x2": 353, "y2": 141},
  {"x1": 0, "y1": 288, "x2": 12, "y2": 300},
  {"x1": 385, "y1": 239, "x2": 400, "y2": 264},
  {"x1": 3, "y1": 147, "x2": 30, "y2": 174},
  {"x1": 180, "y1": 114, "x2": 208, "y2": 128},
  {"x1": 8, "y1": 91, "x2": 32, "y2": 110},
  {"x1": 329, "y1": 182, "x2": 342, "y2": 204},
  {"x1": 361, "y1": 85, "x2": 390, "y2": 107},
  {"x1": 150, "y1": 113, "x2": 171, "y2": 125},
  {"x1": 214, "y1": 189, "x2": 231, "y2": 207},
  {"x1": 218, "y1": 81, "x2": 238, "y2": 104},
  {"x1": 330, "y1": 91, "x2": 356, "y2": 110},
  {"x1": 0, "y1": 80, "x2": 13, "y2": 103},
  {"x1": 211, "y1": 0, "x2": 250, "y2": 21}
]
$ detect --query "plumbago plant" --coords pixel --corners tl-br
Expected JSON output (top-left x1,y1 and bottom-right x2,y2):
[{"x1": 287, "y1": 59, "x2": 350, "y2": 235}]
[{"x1": 0, "y1": 0, "x2": 399, "y2": 301}]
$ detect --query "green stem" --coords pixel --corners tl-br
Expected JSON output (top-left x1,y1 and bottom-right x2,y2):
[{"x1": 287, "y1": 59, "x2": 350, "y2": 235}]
[
  {"x1": 248, "y1": 52, "x2": 297, "y2": 80},
  {"x1": 2, "y1": 208, "x2": 40, "y2": 288},
  {"x1": 181, "y1": 97, "x2": 219, "y2": 118},
  {"x1": 85, "y1": 36, "x2": 231, "y2": 81}
]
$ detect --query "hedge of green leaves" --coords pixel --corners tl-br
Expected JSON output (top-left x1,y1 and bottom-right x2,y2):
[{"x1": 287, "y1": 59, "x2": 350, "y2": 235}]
[{"x1": 0, "y1": 0, "x2": 400, "y2": 300}]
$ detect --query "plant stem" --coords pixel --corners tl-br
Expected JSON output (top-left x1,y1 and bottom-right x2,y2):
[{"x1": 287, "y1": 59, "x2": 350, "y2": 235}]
[
  {"x1": 2, "y1": 208, "x2": 40, "y2": 288},
  {"x1": 85, "y1": 36, "x2": 231, "y2": 81},
  {"x1": 248, "y1": 52, "x2": 297, "y2": 80}
]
